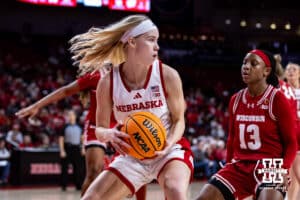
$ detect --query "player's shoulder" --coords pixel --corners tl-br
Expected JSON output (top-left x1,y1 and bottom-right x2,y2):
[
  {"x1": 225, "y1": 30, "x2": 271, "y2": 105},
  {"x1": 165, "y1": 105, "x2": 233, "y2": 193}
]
[
  {"x1": 161, "y1": 63, "x2": 180, "y2": 81},
  {"x1": 161, "y1": 63, "x2": 177, "y2": 72},
  {"x1": 97, "y1": 69, "x2": 112, "y2": 89},
  {"x1": 274, "y1": 87, "x2": 287, "y2": 100},
  {"x1": 270, "y1": 87, "x2": 291, "y2": 108},
  {"x1": 231, "y1": 88, "x2": 245, "y2": 101}
]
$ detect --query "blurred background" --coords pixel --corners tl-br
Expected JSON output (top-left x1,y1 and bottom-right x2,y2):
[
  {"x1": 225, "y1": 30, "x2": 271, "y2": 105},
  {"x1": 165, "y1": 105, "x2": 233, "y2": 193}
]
[{"x1": 0, "y1": 0, "x2": 299, "y2": 187}]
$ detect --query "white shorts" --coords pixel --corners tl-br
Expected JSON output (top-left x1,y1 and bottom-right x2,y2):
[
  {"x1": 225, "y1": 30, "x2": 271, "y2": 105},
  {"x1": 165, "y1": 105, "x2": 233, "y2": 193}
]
[{"x1": 106, "y1": 138, "x2": 194, "y2": 195}]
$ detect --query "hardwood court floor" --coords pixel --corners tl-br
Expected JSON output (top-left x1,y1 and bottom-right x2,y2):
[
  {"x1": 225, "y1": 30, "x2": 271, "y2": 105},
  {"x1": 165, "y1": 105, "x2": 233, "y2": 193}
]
[{"x1": 0, "y1": 181, "x2": 205, "y2": 200}]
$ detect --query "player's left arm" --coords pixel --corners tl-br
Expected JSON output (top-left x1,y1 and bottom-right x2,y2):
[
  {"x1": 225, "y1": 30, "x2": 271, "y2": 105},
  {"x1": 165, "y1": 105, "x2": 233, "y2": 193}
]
[
  {"x1": 273, "y1": 91, "x2": 297, "y2": 169},
  {"x1": 162, "y1": 64, "x2": 186, "y2": 146}
]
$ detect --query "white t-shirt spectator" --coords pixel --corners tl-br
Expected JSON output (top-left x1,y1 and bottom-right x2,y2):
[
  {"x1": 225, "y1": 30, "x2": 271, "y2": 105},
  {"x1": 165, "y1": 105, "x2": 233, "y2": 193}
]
[{"x1": 6, "y1": 130, "x2": 23, "y2": 148}]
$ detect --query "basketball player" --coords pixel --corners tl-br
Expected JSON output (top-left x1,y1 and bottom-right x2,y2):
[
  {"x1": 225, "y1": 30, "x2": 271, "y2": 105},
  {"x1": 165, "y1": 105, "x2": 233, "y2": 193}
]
[
  {"x1": 195, "y1": 49, "x2": 297, "y2": 200},
  {"x1": 75, "y1": 15, "x2": 193, "y2": 200},
  {"x1": 15, "y1": 62, "x2": 147, "y2": 199},
  {"x1": 285, "y1": 62, "x2": 300, "y2": 200}
]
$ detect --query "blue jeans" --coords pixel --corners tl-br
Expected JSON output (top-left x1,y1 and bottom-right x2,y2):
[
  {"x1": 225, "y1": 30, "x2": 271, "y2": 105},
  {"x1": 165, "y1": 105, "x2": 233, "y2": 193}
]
[
  {"x1": 194, "y1": 159, "x2": 218, "y2": 178},
  {"x1": 0, "y1": 162, "x2": 10, "y2": 183}
]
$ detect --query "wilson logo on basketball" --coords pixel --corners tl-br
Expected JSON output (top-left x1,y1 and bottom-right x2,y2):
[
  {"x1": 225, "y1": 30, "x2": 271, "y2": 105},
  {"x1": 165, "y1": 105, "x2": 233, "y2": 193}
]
[
  {"x1": 121, "y1": 111, "x2": 166, "y2": 160},
  {"x1": 142, "y1": 119, "x2": 161, "y2": 147}
]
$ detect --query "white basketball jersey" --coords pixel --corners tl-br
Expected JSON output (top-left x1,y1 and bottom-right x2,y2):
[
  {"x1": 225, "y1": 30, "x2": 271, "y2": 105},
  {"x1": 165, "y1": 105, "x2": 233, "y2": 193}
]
[
  {"x1": 111, "y1": 59, "x2": 171, "y2": 133},
  {"x1": 293, "y1": 88, "x2": 300, "y2": 118}
]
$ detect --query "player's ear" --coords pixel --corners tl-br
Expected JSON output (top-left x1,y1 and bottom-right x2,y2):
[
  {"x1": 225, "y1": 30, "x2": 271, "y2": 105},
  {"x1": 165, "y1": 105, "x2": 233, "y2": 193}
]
[
  {"x1": 127, "y1": 38, "x2": 136, "y2": 48},
  {"x1": 264, "y1": 66, "x2": 271, "y2": 77}
]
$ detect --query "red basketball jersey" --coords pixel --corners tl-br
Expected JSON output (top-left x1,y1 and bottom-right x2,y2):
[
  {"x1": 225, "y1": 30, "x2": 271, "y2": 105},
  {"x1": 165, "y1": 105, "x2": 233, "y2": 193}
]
[
  {"x1": 279, "y1": 80, "x2": 297, "y2": 117},
  {"x1": 77, "y1": 71, "x2": 116, "y2": 127},
  {"x1": 77, "y1": 71, "x2": 100, "y2": 125},
  {"x1": 227, "y1": 85, "x2": 297, "y2": 168},
  {"x1": 293, "y1": 87, "x2": 300, "y2": 120}
]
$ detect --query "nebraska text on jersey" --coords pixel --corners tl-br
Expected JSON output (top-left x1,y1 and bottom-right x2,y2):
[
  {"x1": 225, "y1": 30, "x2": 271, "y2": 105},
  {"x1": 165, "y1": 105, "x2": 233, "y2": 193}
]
[
  {"x1": 236, "y1": 114, "x2": 265, "y2": 122},
  {"x1": 116, "y1": 100, "x2": 163, "y2": 112}
]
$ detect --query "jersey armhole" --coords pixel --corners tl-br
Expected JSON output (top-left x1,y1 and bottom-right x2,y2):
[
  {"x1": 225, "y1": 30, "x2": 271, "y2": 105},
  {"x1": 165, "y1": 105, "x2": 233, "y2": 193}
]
[
  {"x1": 233, "y1": 90, "x2": 243, "y2": 114},
  {"x1": 109, "y1": 70, "x2": 117, "y2": 123},
  {"x1": 269, "y1": 89, "x2": 278, "y2": 121},
  {"x1": 159, "y1": 61, "x2": 168, "y2": 98}
]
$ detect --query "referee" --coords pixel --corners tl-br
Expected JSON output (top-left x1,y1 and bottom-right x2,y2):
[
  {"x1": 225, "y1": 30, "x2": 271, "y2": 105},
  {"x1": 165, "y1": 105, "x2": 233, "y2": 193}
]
[{"x1": 59, "y1": 109, "x2": 84, "y2": 191}]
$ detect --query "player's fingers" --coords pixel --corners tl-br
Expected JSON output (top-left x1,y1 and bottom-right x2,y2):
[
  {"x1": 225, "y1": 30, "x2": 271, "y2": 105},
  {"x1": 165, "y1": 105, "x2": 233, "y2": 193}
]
[
  {"x1": 114, "y1": 137, "x2": 131, "y2": 149},
  {"x1": 114, "y1": 124, "x2": 123, "y2": 130},
  {"x1": 15, "y1": 110, "x2": 25, "y2": 117},
  {"x1": 20, "y1": 110, "x2": 34, "y2": 118},
  {"x1": 121, "y1": 141, "x2": 131, "y2": 149},
  {"x1": 287, "y1": 178, "x2": 291, "y2": 184},
  {"x1": 115, "y1": 131, "x2": 130, "y2": 139},
  {"x1": 112, "y1": 143, "x2": 126, "y2": 155},
  {"x1": 154, "y1": 150, "x2": 167, "y2": 157}
]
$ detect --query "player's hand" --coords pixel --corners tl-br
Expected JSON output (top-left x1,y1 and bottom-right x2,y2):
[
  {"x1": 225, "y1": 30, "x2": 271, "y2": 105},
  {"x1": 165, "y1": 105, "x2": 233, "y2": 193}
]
[
  {"x1": 95, "y1": 126, "x2": 131, "y2": 155},
  {"x1": 60, "y1": 150, "x2": 66, "y2": 158},
  {"x1": 15, "y1": 105, "x2": 39, "y2": 118},
  {"x1": 81, "y1": 147, "x2": 86, "y2": 156},
  {"x1": 140, "y1": 141, "x2": 173, "y2": 163},
  {"x1": 154, "y1": 140, "x2": 173, "y2": 157},
  {"x1": 110, "y1": 130, "x2": 132, "y2": 156},
  {"x1": 277, "y1": 172, "x2": 291, "y2": 192}
]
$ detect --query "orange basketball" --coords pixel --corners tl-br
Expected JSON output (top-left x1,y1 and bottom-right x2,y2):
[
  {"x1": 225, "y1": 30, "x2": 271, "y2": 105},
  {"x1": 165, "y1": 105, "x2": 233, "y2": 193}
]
[{"x1": 121, "y1": 111, "x2": 166, "y2": 159}]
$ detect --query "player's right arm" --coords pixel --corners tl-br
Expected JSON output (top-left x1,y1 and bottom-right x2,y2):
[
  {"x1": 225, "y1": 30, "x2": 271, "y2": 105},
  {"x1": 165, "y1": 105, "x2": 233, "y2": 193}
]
[
  {"x1": 95, "y1": 72, "x2": 130, "y2": 155},
  {"x1": 226, "y1": 94, "x2": 236, "y2": 163},
  {"x1": 15, "y1": 81, "x2": 81, "y2": 118}
]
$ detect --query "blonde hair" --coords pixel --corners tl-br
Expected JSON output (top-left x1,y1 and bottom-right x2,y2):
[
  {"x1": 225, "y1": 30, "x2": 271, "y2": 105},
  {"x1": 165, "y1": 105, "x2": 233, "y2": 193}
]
[
  {"x1": 285, "y1": 62, "x2": 300, "y2": 88},
  {"x1": 69, "y1": 14, "x2": 149, "y2": 76},
  {"x1": 287, "y1": 62, "x2": 300, "y2": 69},
  {"x1": 286, "y1": 62, "x2": 300, "y2": 75}
]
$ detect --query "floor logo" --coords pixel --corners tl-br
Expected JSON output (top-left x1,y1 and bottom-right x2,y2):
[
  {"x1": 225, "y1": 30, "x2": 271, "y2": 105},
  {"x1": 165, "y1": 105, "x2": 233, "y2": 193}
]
[{"x1": 258, "y1": 158, "x2": 287, "y2": 183}]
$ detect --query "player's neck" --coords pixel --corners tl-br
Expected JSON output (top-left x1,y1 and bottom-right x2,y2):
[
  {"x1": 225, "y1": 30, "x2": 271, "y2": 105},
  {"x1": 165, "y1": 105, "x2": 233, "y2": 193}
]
[
  {"x1": 289, "y1": 80, "x2": 299, "y2": 89},
  {"x1": 247, "y1": 83, "x2": 268, "y2": 97},
  {"x1": 121, "y1": 62, "x2": 150, "y2": 90}
]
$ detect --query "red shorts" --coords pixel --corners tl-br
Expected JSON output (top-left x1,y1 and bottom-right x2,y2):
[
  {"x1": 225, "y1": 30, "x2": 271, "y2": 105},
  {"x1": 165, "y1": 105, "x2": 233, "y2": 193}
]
[
  {"x1": 213, "y1": 161, "x2": 262, "y2": 199},
  {"x1": 83, "y1": 120, "x2": 106, "y2": 148}
]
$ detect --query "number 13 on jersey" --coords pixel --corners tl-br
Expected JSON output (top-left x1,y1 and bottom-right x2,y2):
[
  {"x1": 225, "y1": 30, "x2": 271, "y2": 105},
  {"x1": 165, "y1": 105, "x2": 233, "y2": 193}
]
[{"x1": 239, "y1": 123, "x2": 261, "y2": 150}]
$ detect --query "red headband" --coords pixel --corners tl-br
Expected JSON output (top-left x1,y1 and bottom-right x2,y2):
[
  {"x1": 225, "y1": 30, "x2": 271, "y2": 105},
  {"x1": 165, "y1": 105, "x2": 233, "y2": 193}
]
[{"x1": 249, "y1": 49, "x2": 271, "y2": 68}]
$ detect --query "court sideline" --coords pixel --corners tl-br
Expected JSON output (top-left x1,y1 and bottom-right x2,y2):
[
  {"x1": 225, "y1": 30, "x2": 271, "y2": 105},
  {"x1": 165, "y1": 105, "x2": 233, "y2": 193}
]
[{"x1": 0, "y1": 181, "x2": 205, "y2": 200}]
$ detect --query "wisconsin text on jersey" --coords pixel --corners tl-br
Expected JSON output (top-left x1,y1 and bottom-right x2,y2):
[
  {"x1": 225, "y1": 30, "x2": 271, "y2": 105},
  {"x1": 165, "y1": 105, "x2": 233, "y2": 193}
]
[
  {"x1": 115, "y1": 100, "x2": 163, "y2": 112},
  {"x1": 236, "y1": 114, "x2": 265, "y2": 122}
]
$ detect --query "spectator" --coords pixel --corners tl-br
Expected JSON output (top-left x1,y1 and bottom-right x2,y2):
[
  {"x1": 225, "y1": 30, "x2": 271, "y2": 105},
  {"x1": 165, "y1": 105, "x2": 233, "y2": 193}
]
[
  {"x1": 38, "y1": 133, "x2": 51, "y2": 149},
  {"x1": 0, "y1": 136, "x2": 11, "y2": 186},
  {"x1": 19, "y1": 134, "x2": 34, "y2": 148},
  {"x1": 6, "y1": 123, "x2": 23, "y2": 148},
  {"x1": 0, "y1": 109, "x2": 10, "y2": 132},
  {"x1": 192, "y1": 139, "x2": 218, "y2": 179},
  {"x1": 212, "y1": 140, "x2": 226, "y2": 166}
]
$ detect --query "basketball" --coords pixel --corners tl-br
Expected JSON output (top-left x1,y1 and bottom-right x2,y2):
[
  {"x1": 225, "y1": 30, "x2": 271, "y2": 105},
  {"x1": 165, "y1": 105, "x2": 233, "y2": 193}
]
[{"x1": 121, "y1": 111, "x2": 166, "y2": 159}]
